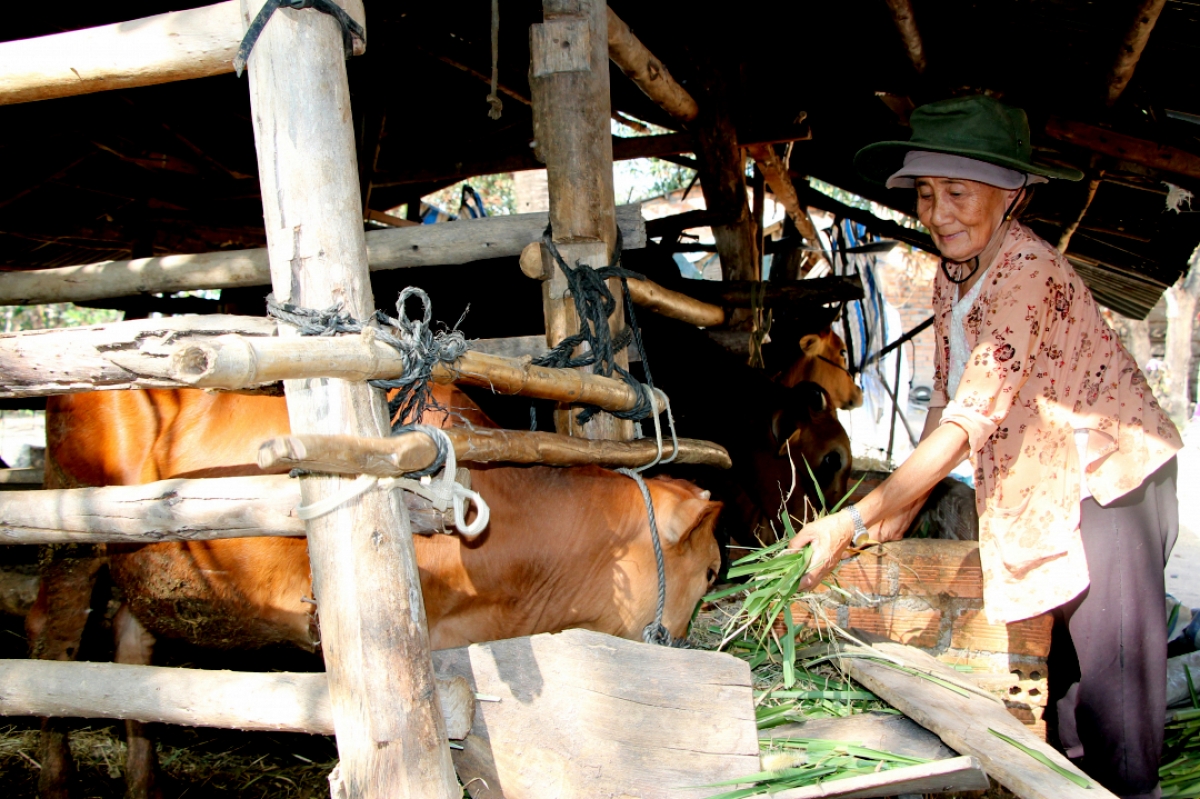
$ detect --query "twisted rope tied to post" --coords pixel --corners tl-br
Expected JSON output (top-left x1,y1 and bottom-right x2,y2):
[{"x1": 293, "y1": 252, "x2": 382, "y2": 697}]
[
  {"x1": 267, "y1": 286, "x2": 468, "y2": 428},
  {"x1": 234, "y1": 0, "x2": 366, "y2": 77},
  {"x1": 485, "y1": 0, "x2": 503, "y2": 120}
]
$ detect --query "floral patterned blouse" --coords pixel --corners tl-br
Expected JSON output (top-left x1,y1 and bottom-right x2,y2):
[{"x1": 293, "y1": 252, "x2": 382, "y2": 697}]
[{"x1": 929, "y1": 222, "x2": 1181, "y2": 623}]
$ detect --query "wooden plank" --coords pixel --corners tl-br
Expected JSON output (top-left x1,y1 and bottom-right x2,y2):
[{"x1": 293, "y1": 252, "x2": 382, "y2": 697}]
[
  {"x1": 838, "y1": 633, "x2": 1114, "y2": 799},
  {"x1": 1045, "y1": 117, "x2": 1200, "y2": 180},
  {"x1": 0, "y1": 205, "x2": 645, "y2": 307},
  {"x1": 531, "y1": 0, "x2": 633, "y2": 441},
  {"x1": 239, "y1": 0, "x2": 458, "y2": 795},
  {"x1": 606, "y1": 7, "x2": 699, "y2": 122},
  {"x1": 0, "y1": 474, "x2": 451, "y2": 544},
  {"x1": 0, "y1": 468, "x2": 42, "y2": 486},
  {"x1": 761, "y1": 712, "x2": 958, "y2": 761},
  {"x1": 257, "y1": 429, "x2": 732, "y2": 474},
  {"x1": 434, "y1": 628, "x2": 760, "y2": 799},
  {"x1": 0, "y1": 2, "x2": 257, "y2": 107},
  {"x1": 771, "y1": 756, "x2": 988, "y2": 799},
  {"x1": 0, "y1": 660, "x2": 474, "y2": 740}
]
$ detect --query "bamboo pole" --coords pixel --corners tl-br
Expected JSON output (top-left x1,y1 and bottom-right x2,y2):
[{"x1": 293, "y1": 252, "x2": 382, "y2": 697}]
[
  {"x1": 1106, "y1": 0, "x2": 1168, "y2": 106},
  {"x1": 0, "y1": 205, "x2": 645, "y2": 307},
  {"x1": 605, "y1": 7, "x2": 698, "y2": 122},
  {"x1": 0, "y1": 660, "x2": 473, "y2": 740},
  {"x1": 259, "y1": 428, "x2": 732, "y2": 475},
  {"x1": 0, "y1": 2, "x2": 257, "y2": 107},
  {"x1": 239, "y1": 0, "x2": 458, "y2": 795},
  {"x1": 520, "y1": 242, "x2": 726, "y2": 328},
  {"x1": 745, "y1": 143, "x2": 829, "y2": 269},
  {"x1": 0, "y1": 474, "x2": 452, "y2": 545}
]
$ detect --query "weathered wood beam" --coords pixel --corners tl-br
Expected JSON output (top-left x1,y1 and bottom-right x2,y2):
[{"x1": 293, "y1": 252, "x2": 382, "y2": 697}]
[
  {"x1": 746, "y1": 143, "x2": 829, "y2": 268},
  {"x1": 0, "y1": 660, "x2": 474, "y2": 741},
  {"x1": 240, "y1": 0, "x2": 457, "y2": 794},
  {"x1": 364, "y1": 209, "x2": 419, "y2": 228},
  {"x1": 883, "y1": 0, "x2": 927, "y2": 76},
  {"x1": 1057, "y1": 155, "x2": 1104, "y2": 252},
  {"x1": 796, "y1": 183, "x2": 938, "y2": 255},
  {"x1": 1106, "y1": 0, "x2": 1168, "y2": 106},
  {"x1": 771, "y1": 757, "x2": 988, "y2": 799},
  {"x1": 1045, "y1": 117, "x2": 1200, "y2": 180},
  {"x1": 0, "y1": 2, "x2": 262, "y2": 106},
  {"x1": 683, "y1": 276, "x2": 864, "y2": 310},
  {"x1": 520, "y1": 241, "x2": 726, "y2": 327},
  {"x1": 0, "y1": 205, "x2": 645, "y2": 307},
  {"x1": 531, "y1": 0, "x2": 632, "y2": 440},
  {"x1": 605, "y1": 7, "x2": 699, "y2": 123},
  {"x1": 0, "y1": 474, "x2": 453, "y2": 545},
  {"x1": 259, "y1": 429, "x2": 732, "y2": 475}
]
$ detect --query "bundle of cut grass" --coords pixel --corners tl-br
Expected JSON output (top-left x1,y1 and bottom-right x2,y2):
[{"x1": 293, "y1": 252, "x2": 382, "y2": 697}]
[{"x1": 700, "y1": 738, "x2": 929, "y2": 799}]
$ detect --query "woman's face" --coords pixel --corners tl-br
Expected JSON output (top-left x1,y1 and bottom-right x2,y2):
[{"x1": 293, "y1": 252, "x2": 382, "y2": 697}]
[{"x1": 915, "y1": 177, "x2": 1018, "y2": 262}]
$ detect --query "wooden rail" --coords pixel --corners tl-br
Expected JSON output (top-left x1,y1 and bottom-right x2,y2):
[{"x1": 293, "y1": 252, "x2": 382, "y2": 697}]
[{"x1": 0, "y1": 204, "x2": 645, "y2": 307}]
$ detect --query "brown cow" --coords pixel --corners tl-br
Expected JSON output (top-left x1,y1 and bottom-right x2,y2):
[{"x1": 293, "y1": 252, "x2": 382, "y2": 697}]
[
  {"x1": 777, "y1": 327, "x2": 863, "y2": 411},
  {"x1": 28, "y1": 386, "x2": 722, "y2": 799}
]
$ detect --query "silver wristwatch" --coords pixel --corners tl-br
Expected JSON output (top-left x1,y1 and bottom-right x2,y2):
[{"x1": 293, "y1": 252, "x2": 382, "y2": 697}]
[{"x1": 847, "y1": 505, "x2": 870, "y2": 546}]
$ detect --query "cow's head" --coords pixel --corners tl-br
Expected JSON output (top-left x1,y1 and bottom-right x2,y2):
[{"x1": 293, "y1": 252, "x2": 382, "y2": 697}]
[
  {"x1": 758, "y1": 381, "x2": 852, "y2": 537},
  {"x1": 645, "y1": 477, "x2": 724, "y2": 639},
  {"x1": 779, "y1": 329, "x2": 863, "y2": 411}
]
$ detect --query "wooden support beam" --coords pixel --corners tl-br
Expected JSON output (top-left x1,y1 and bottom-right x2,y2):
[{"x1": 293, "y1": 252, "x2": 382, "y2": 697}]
[
  {"x1": 0, "y1": 2, "x2": 260, "y2": 106},
  {"x1": 530, "y1": 0, "x2": 633, "y2": 441},
  {"x1": 239, "y1": 0, "x2": 458, "y2": 795},
  {"x1": 259, "y1": 429, "x2": 732, "y2": 475},
  {"x1": 796, "y1": 183, "x2": 939, "y2": 255},
  {"x1": 0, "y1": 660, "x2": 474, "y2": 741},
  {"x1": 0, "y1": 318, "x2": 666, "y2": 411},
  {"x1": 681, "y1": 275, "x2": 863, "y2": 310},
  {"x1": 883, "y1": 0, "x2": 927, "y2": 76},
  {"x1": 1045, "y1": 117, "x2": 1200, "y2": 180},
  {"x1": 1106, "y1": 0, "x2": 1168, "y2": 106},
  {"x1": 0, "y1": 475, "x2": 452, "y2": 545},
  {"x1": 837, "y1": 634, "x2": 1111, "y2": 799},
  {"x1": 1057, "y1": 155, "x2": 1104, "y2": 252},
  {"x1": 521, "y1": 241, "x2": 726, "y2": 327},
  {"x1": 0, "y1": 205, "x2": 645, "y2": 307},
  {"x1": 605, "y1": 7, "x2": 699, "y2": 123},
  {"x1": 365, "y1": 208, "x2": 419, "y2": 228},
  {"x1": 746, "y1": 143, "x2": 829, "y2": 268}
]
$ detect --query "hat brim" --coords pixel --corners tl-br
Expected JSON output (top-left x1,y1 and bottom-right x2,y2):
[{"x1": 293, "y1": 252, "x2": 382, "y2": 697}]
[{"x1": 854, "y1": 140, "x2": 1085, "y2": 185}]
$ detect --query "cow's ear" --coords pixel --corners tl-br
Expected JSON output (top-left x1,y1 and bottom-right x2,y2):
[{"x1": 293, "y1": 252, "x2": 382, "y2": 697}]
[
  {"x1": 769, "y1": 407, "x2": 795, "y2": 449},
  {"x1": 660, "y1": 496, "x2": 723, "y2": 548},
  {"x1": 800, "y1": 334, "x2": 821, "y2": 356},
  {"x1": 788, "y1": 382, "x2": 829, "y2": 417}
]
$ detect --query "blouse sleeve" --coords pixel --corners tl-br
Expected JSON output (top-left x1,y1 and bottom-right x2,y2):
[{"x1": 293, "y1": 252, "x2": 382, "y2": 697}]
[{"x1": 939, "y1": 259, "x2": 1053, "y2": 453}]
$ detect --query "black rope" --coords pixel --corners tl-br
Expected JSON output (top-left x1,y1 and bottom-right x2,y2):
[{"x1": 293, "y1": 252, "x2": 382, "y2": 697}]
[
  {"x1": 531, "y1": 226, "x2": 654, "y2": 424},
  {"x1": 235, "y1": 0, "x2": 367, "y2": 77},
  {"x1": 390, "y1": 423, "x2": 450, "y2": 479},
  {"x1": 266, "y1": 286, "x2": 467, "y2": 431}
]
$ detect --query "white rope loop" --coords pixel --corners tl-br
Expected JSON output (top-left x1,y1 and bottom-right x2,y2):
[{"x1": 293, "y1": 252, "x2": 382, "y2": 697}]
[{"x1": 295, "y1": 427, "x2": 490, "y2": 537}]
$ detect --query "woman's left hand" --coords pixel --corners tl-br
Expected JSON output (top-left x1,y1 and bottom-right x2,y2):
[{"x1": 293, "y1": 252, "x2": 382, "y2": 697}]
[{"x1": 787, "y1": 511, "x2": 856, "y2": 592}]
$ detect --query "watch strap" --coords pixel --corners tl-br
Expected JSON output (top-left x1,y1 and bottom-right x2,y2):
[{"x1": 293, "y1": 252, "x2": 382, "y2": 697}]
[{"x1": 847, "y1": 505, "x2": 869, "y2": 546}]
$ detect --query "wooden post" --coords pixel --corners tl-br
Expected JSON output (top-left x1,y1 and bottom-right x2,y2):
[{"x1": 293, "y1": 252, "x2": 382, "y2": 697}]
[
  {"x1": 605, "y1": 7, "x2": 699, "y2": 123},
  {"x1": 747, "y1": 143, "x2": 829, "y2": 270},
  {"x1": 1106, "y1": 0, "x2": 1167, "y2": 106},
  {"x1": 239, "y1": 1, "x2": 459, "y2": 797},
  {"x1": 883, "y1": 0, "x2": 927, "y2": 77},
  {"x1": 529, "y1": 0, "x2": 634, "y2": 440}
]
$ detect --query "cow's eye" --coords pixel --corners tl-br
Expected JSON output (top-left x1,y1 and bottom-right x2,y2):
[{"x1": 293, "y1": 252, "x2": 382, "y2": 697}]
[{"x1": 706, "y1": 567, "x2": 718, "y2": 586}]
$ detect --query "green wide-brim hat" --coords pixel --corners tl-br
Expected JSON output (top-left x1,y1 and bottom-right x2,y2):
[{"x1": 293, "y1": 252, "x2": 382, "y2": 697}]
[{"x1": 854, "y1": 95, "x2": 1084, "y2": 185}]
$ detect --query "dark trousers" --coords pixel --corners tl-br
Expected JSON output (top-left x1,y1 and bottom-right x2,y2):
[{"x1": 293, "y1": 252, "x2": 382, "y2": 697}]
[{"x1": 1046, "y1": 457, "x2": 1178, "y2": 799}]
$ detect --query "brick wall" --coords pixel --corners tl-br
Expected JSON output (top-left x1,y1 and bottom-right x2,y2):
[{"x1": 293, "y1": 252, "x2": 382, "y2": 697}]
[
  {"x1": 792, "y1": 539, "x2": 1052, "y2": 737},
  {"x1": 872, "y1": 247, "x2": 939, "y2": 390}
]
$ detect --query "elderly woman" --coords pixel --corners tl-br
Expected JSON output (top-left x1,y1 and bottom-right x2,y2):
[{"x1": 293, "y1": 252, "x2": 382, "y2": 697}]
[{"x1": 790, "y1": 95, "x2": 1182, "y2": 799}]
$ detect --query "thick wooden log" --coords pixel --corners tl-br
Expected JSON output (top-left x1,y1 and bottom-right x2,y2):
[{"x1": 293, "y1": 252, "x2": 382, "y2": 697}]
[
  {"x1": 1045, "y1": 117, "x2": 1200, "y2": 180},
  {"x1": 838, "y1": 634, "x2": 1111, "y2": 799},
  {"x1": 605, "y1": 7, "x2": 698, "y2": 122},
  {"x1": 520, "y1": 241, "x2": 726, "y2": 327},
  {"x1": 0, "y1": 315, "x2": 278, "y2": 398},
  {"x1": 530, "y1": 0, "x2": 633, "y2": 441},
  {"x1": 745, "y1": 143, "x2": 828, "y2": 268},
  {"x1": 240, "y1": 0, "x2": 458, "y2": 795},
  {"x1": 883, "y1": 0, "x2": 927, "y2": 76},
  {"x1": 258, "y1": 429, "x2": 732, "y2": 475},
  {"x1": 0, "y1": 475, "x2": 451, "y2": 545},
  {"x1": 0, "y1": 2, "x2": 248, "y2": 106},
  {"x1": 1106, "y1": 0, "x2": 1168, "y2": 106},
  {"x1": 0, "y1": 660, "x2": 474, "y2": 741},
  {"x1": 0, "y1": 205, "x2": 645, "y2": 307}
]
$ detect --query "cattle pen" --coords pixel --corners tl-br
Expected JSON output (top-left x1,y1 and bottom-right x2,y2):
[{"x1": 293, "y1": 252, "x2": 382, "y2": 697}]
[{"x1": 1, "y1": 2, "x2": 1198, "y2": 799}]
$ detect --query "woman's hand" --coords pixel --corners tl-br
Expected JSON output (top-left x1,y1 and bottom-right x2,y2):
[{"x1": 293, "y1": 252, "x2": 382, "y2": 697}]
[
  {"x1": 874, "y1": 493, "x2": 929, "y2": 543},
  {"x1": 788, "y1": 511, "x2": 856, "y2": 592}
]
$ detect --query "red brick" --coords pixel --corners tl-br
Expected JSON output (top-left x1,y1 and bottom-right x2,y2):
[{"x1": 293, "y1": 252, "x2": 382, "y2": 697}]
[
  {"x1": 949, "y1": 609, "x2": 1053, "y2": 657},
  {"x1": 847, "y1": 606, "x2": 942, "y2": 649},
  {"x1": 896, "y1": 543, "x2": 984, "y2": 599},
  {"x1": 824, "y1": 554, "x2": 894, "y2": 596}
]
